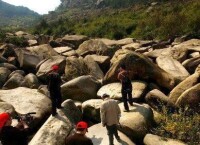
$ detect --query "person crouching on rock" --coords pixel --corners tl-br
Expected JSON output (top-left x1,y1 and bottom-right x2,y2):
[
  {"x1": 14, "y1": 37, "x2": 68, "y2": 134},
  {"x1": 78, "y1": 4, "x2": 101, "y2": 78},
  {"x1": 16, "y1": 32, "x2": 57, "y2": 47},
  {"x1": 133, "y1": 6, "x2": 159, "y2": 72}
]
[
  {"x1": 0, "y1": 112, "x2": 29, "y2": 145},
  {"x1": 47, "y1": 65, "x2": 62, "y2": 116}
]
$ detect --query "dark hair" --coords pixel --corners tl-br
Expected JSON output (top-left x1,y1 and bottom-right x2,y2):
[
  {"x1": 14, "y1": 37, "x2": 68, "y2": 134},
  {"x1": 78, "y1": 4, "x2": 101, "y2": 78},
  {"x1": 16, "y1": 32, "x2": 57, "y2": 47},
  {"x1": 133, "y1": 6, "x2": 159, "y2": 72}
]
[
  {"x1": 120, "y1": 64, "x2": 126, "y2": 69},
  {"x1": 76, "y1": 128, "x2": 85, "y2": 132}
]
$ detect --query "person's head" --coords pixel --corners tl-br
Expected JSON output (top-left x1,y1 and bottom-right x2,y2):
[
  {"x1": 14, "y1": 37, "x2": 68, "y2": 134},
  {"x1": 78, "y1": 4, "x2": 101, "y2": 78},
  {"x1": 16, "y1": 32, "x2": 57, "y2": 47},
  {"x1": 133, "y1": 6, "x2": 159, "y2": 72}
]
[
  {"x1": 51, "y1": 65, "x2": 59, "y2": 72},
  {"x1": 101, "y1": 93, "x2": 110, "y2": 100},
  {"x1": 76, "y1": 121, "x2": 88, "y2": 134},
  {"x1": 0, "y1": 113, "x2": 12, "y2": 128},
  {"x1": 120, "y1": 64, "x2": 126, "y2": 70}
]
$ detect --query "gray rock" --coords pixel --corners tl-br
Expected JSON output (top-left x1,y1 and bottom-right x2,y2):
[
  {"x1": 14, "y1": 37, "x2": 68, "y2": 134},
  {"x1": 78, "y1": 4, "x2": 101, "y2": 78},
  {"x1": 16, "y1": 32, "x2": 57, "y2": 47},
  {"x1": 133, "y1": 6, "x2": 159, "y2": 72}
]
[
  {"x1": 0, "y1": 87, "x2": 51, "y2": 127},
  {"x1": 87, "y1": 123, "x2": 136, "y2": 145},
  {"x1": 61, "y1": 75, "x2": 101, "y2": 102},
  {"x1": 0, "y1": 63, "x2": 17, "y2": 71},
  {"x1": 36, "y1": 56, "x2": 66, "y2": 80},
  {"x1": 21, "y1": 73, "x2": 40, "y2": 89},
  {"x1": 0, "y1": 67, "x2": 11, "y2": 88},
  {"x1": 97, "y1": 81, "x2": 147, "y2": 101},
  {"x1": 61, "y1": 34, "x2": 88, "y2": 49},
  {"x1": 145, "y1": 89, "x2": 174, "y2": 112},
  {"x1": 104, "y1": 50, "x2": 175, "y2": 90},
  {"x1": 3, "y1": 73, "x2": 24, "y2": 89},
  {"x1": 143, "y1": 134, "x2": 186, "y2": 145},
  {"x1": 0, "y1": 102, "x2": 15, "y2": 115},
  {"x1": 29, "y1": 99, "x2": 81, "y2": 145},
  {"x1": 118, "y1": 103, "x2": 154, "y2": 142},
  {"x1": 176, "y1": 83, "x2": 200, "y2": 112},
  {"x1": 26, "y1": 44, "x2": 58, "y2": 59},
  {"x1": 156, "y1": 56, "x2": 189, "y2": 83},
  {"x1": 82, "y1": 99, "x2": 103, "y2": 122},
  {"x1": 169, "y1": 73, "x2": 200, "y2": 104},
  {"x1": 182, "y1": 56, "x2": 200, "y2": 74}
]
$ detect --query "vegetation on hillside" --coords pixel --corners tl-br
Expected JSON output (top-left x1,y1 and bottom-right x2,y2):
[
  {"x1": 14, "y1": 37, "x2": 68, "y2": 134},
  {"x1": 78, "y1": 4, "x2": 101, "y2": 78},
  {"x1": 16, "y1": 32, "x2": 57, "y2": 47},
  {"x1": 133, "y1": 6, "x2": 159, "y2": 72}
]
[
  {"x1": 32, "y1": 0, "x2": 200, "y2": 40},
  {"x1": 0, "y1": 0, "x2": 40, "y2": 28}
]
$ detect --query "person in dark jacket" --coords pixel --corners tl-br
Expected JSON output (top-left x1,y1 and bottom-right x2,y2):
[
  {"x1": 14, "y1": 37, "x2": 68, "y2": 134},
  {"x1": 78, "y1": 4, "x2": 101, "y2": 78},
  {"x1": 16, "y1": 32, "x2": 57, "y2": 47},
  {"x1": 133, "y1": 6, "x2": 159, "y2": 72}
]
[
  {"x1": 65, "y1": 121, "x2": 93, "y2": 145},
  {"x1": 47, "y1": 65, "x2": 62, "y2": 116},
  {"x1": 0, "y1": 112, "x2": 29, "y2": 145},
  {"x1": 117, "y1": 64, "x2": 133, "y2": 112}
]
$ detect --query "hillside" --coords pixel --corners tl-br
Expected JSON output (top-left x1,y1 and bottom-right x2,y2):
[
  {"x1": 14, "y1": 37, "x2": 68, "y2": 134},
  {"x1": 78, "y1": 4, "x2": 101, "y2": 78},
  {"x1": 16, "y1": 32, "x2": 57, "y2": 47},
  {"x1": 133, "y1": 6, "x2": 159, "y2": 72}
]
[
  {"x1": 33, "y1": 0, "x2": 200, "y2": 40},
  {"x1": 0, "y1": 0, "x2": 40, "y2": 28}
]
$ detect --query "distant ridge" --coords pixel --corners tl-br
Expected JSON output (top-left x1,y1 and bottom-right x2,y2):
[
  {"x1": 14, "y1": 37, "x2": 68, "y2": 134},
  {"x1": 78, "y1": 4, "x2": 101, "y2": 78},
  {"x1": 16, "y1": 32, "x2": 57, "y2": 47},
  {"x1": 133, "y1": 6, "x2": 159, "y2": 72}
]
[{"x1": 0, "y1": 0, "x2": 40, "y2": 28}]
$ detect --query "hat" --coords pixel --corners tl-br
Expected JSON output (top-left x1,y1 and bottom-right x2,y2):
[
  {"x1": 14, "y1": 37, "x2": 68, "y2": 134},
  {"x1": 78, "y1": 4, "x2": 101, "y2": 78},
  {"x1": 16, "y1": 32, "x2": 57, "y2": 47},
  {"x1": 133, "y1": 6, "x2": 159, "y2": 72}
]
[
  {"x1": 51, "y1": 65, "x2": 59, "y2": 71},
  {"x1": 76, "y1": 121, "x2": 88, "y2": 129},
  {"x1": 101, "y1": 93, "x2": 109, "y2": 98},
  {"x1": 0, "y1": 113, "x2": 10, "y2": 128}
]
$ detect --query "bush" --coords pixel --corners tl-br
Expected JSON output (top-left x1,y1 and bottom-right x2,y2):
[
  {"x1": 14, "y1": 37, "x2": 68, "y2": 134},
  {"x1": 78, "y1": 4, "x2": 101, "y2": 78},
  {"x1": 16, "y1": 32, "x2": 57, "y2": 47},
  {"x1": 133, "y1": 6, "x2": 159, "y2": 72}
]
[
  {"x1": 5, "y1": 36, "x2": 28, "y2": 47},
  {"x1": 152, "y1": 106, "x2": 200, "y2": 145}
]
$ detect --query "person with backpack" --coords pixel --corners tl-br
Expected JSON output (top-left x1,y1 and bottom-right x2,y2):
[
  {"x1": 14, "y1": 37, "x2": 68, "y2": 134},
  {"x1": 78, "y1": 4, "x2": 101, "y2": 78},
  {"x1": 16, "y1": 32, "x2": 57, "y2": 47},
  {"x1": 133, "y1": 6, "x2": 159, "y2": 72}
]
[
  {"x1": 117, "y1": 64, "x2": 133, "y2": 112},
  {"x1": 47, "y1": 65, "x2": 62, "y2": 116}
]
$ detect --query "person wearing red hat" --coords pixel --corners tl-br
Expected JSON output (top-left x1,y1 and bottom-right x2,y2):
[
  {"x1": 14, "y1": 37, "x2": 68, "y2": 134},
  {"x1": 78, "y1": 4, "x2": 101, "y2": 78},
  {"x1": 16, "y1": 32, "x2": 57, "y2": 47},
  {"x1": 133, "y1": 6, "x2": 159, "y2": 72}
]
[
  {"x1": 47, "y1": 64, "x2": 63, "y2": 116},
  {"x1": 0, "y1": 112, "x2": 29, "y2": 145},
  {"x1": 65, "y1": 121, "x2": 93, "y2": 145}
]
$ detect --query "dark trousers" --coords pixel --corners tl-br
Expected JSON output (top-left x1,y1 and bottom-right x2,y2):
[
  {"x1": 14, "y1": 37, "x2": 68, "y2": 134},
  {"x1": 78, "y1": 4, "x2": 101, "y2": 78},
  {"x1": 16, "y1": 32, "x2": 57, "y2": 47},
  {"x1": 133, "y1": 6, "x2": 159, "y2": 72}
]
[
  {"x1": 122, "y1": 89, "x2": 133, "y2": 111},
  {"x1": 50, "y1": 92, "x2": 62, "y2": 115},
  {"x1": 106, "y1": 124, "x2": 120, "y2": 145}
]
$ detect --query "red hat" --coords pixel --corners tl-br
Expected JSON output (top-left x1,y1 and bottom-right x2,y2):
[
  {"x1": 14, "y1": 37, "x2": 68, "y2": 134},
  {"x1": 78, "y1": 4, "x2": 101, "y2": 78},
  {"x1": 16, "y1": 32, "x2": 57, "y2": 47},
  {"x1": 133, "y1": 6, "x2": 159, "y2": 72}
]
[
  {"x1": 0, "y1": 113, "x2": 10, "y2": 128},
  {"x1": 51, "y1": 65, "x2": 59, "y2": 71},
  {"x1": 76, "y1": 121, "x2": 88, "y2": 129}
]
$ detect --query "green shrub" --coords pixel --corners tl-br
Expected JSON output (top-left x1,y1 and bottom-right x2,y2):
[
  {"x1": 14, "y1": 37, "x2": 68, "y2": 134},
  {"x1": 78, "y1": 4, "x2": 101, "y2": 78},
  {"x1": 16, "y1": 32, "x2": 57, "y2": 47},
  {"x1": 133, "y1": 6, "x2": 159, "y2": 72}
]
[
  {"x1": 152, "y1": 106, "x2": 200, "y2": 145},
  {"x1": 5, "y1": 36, "x2": 28, "y2": 47}
]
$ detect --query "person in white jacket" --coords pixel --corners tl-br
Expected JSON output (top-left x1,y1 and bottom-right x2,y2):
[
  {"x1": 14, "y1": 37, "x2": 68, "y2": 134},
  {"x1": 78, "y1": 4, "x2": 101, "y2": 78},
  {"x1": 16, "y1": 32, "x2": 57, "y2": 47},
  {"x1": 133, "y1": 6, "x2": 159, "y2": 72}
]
[{"x1": 100, "y1": 94, "x2": 121, "y2": 145}]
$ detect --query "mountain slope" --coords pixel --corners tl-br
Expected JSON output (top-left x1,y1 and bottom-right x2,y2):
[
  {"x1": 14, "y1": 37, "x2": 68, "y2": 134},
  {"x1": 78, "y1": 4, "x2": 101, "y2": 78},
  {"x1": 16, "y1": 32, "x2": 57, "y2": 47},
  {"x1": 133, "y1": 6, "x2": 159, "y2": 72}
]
[{"x1": 0, "y1": 0, "x2": 40, "y2": 28}]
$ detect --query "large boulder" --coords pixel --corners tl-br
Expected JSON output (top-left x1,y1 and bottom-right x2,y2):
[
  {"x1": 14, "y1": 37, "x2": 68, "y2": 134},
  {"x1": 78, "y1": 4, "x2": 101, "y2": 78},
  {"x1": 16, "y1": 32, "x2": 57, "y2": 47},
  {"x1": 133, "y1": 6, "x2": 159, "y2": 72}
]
[
  {"x1": 61, "y1": 34, "x2": 88, "y2": 49},
  {"x1": 87, "y1": 123, "x2": 136, "y2": 145},
  {"x1": 61, "y1": 75, "x2": 101, "y2": 102},
  {"x1": 104, "y1": 50, "x2": 175, "y2": 90},
  {"x1": 118, "y1": 103, "x2": 154, "y2": 142},
  {"x1": 169, "y1": 73, "x2": 200, "y2": 104},
  {"x1": 64, "y1": 56, "x2": 103, "y2": 81},
  {"x1": 176, "y1": 83, "x2": 200, "y2": 112},
  {"x1": 0, "y1": 43, "x2": 16, "y2": 58},
  {"x1": 0, "y1": 63, "x2": 17, "y2": 71},
  {"x1": 3, "y1": 73, "x2": 24, "y2": 89},
  {"x1": 26, "y1": 44, "x2": 58, "y2": 59},
  {"x1": 97, "y1": 81, "x2": 148, "y2": 101},
  {"x1": 182, "y1": 56, "x2": 200, "y2": 74},
  {"x1": 0, "y1": 67, "x2": 11, "y2": 88},
  {"x1": 86, "y1": 54, "x2": 110, "y2": 74},
  {"x1": 82, "y1": 99, "x2": 103, "y2": 122},
  {"x1": 156, "y1": 56, "x2": 189, "y2": 83},
  {"x1": 16, "y1": 49, "x2": 42, "y2": 72},
  {"x1": 0, "y1": 102, "x2": 15, "y2": 115},
  {"x1": 145, "y1": 45, "x2": 188, "y2": 62},
  {"x1": 76, "y1": 39, "x2": 110, "y2": 56},
  {"x1": 145, "y1": 89, "x2": 174, "y2": 112},
  {"x1": 21, "y1": 73, "x2": 40, "y2": 89},
  {"x1": 143, "y1": 134, "x2": 186, "y2": 145},
  {"x1": 53, "y1": 46, "x2": 78, "y2": 57},
  {"x1": 0, "y1": 87, "x2": 51, "y2": 127},
  {"x1": 36, "y1": 56, "x2": 66, "y2": 80},
  {"x1": 29, "y1": 99, "x2": 81, "y2": 145},
  {"x1": 84, "y1": 55, "x2": 104, "y2": 80}
]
